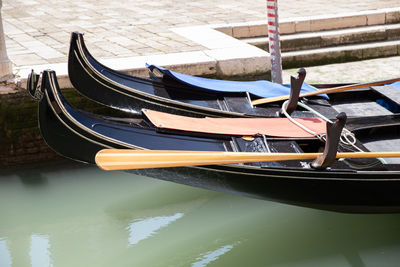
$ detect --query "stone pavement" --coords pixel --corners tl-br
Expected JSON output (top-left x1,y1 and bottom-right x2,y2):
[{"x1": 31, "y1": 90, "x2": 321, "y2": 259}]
[{"x1": 3, "y1": 0, "x2": 400, "y2": 69}]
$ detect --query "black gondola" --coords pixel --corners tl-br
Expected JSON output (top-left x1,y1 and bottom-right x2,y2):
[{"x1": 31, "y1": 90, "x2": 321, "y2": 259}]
[
  {"x1": 68, "y1": 32, "x2": 400, "y2": 121},
  {"x1": 69, "y1": 31, "x2": 249, "y2": 117},
  {"x1": 28, "y1": 69, "x2": 400, "y2": 213}
]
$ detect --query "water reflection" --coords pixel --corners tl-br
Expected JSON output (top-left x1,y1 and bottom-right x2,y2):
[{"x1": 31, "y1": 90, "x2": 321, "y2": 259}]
[
  {"x1": 0, "y1": 238, "x2": 12, "y2": 267},
  {"x1": 192, "y1": 244, "x2": 234, "y2": 267},
  {"x1": 30, "y1": 234, "x2": 53, "y2": 267},
  {"x1": 127, "y1": 213, "x2": 184, "y2": 246},
  {"x1": 18, "y1": 170, "x2": 49, "y2": 187}
]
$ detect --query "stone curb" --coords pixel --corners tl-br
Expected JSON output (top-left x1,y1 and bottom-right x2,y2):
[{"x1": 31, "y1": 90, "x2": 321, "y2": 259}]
[
  {"x1": 16, "y1": 26, "x2": 270, "y2": 89},
  {"x1": 282, "y1": 40, "x2": 400, "y2": 68},
  {"x1": 15, "y1": 45, "x2": 269, "y2": 90},
  {"x1": 245, "y1": 24, "x2": 400, "y2": 52},
  {"x1": 13, "y1": 7, "x2": 400, "y2": 90}
]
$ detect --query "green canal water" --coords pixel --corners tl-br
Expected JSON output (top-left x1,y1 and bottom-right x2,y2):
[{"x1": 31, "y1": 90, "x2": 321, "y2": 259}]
[{"x1": 1, "y1": 161, "x2": 400, "y2": 267}]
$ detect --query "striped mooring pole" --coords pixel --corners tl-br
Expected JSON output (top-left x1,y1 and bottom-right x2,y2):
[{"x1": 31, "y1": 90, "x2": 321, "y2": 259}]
[
  {"x1": 0, "y1": 0, "x2": 12, "y2": 82},
  {"x1": 267, "y1": 0, "x2": 283, "y2": 84}
]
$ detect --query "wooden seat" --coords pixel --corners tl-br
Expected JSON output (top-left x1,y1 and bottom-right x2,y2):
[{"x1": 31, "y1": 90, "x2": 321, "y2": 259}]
[
  {"x1": 372, "y1": 85, "x2": 400, "y2": 107},
  {"x1": 332, "y1": 100, "x2": 392, "y2": 117}
]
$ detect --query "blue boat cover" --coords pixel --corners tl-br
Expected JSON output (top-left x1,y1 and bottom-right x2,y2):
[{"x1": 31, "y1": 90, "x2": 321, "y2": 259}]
[
  {"x1": 375, "y1": 81, "x2": 400, "y2": 113},
  {"x1": 389, "y1": 81, "x2": 400, "y2": 90},
  {"x1": 147, "y1": 64, "x2": 329, "y2": 99}
]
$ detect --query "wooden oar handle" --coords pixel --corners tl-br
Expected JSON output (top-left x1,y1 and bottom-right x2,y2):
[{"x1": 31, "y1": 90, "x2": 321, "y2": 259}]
[
  {"x1": 95, "y1": 149, "x2": 400, "y2": 171},
  {"x1": 95, "y1": 149, "x2": 321, "y2": 170}
]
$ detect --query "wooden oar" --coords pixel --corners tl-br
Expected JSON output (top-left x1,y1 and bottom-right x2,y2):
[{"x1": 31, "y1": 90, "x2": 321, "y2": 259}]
[
  {"x1": 251, "y1": 77, "x2": 400, "y2": 106},
  {"x1": 95, "y1": 149, "x2": 400, "y2": 171}
]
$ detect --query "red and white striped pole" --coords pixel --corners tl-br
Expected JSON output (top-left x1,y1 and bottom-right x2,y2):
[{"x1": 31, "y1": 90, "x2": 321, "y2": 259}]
[{"x1": 267, "y1": 0, "x2": 283, "y2": 84}]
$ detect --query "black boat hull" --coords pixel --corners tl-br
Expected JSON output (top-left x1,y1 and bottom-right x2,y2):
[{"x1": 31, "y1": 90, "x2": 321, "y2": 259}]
[
  {"x1": 68, "y1": 32, "x2": 251, "y2": 117},
  {"x1": 69, "y1": 32, "x2": 355, "y2": 119},
  {"x1": 33, "y1": 70, "x2": 400, "y2": 213},
  {"x1": 68, "y1": 32, "x2": 400, "y2": 124}
]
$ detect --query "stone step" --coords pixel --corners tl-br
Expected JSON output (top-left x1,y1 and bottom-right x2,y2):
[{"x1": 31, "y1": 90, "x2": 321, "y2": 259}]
[
  {"x1": 281, "y1": 39, "x2": 400, "y2": 68},
  {"x1": 244, "y1": 23, "x2": 400, "y2": 52},
  {"x1": 218, "y1": 8, "x2": 400, "y2": 38}
]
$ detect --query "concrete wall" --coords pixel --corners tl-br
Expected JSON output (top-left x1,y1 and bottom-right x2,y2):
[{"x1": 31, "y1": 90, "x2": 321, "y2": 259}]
[{"x1": 0, "y1": 88, "x2": 55, "y2": 166}]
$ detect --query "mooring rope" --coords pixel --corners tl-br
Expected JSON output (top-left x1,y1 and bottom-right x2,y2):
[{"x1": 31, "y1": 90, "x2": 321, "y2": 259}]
[
  {"x1": 280, "y1": 100, "x2": 385, "y2": 168},
  {"x1": 280, "y1": 100, "x2": 360, "y2": 150}
]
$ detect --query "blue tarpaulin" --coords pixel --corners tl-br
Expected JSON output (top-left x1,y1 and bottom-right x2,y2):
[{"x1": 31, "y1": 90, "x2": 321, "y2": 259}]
[
  {"x1": 147, "y1": 64, "x2": 329, "y2": 99},
  {"x1": 389, "y1": 81, "x2": 400, "y2": 90},
  {"x1": 375, "y1": 81, "x2": 400, "y2": 113}
]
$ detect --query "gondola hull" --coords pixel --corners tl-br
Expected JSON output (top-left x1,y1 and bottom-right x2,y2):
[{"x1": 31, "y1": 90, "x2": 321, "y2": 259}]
[
  {"x1": 31, "y1": 70, "x2": 400, "y2": 213},
  {"x1": 68, "y1": 32, "x2": 400, "y2": 123},
  {"x1": 69, "y1": 32, "x2": 351, "y2": 119},
  {"x1": 68, "y1": 32, "x2": 249, "y2": 118}
]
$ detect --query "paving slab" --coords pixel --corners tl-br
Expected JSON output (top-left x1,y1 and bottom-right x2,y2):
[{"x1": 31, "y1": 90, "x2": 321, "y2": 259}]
[
  {"x1": 2, "y1": 0, "x2": 400, "y2": 86},
  {"x1": 3, "y1": 0, "x2": 400, "y2": 64}
]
